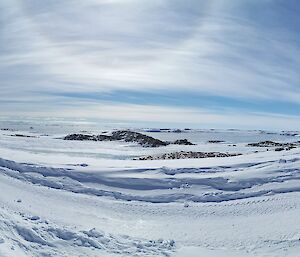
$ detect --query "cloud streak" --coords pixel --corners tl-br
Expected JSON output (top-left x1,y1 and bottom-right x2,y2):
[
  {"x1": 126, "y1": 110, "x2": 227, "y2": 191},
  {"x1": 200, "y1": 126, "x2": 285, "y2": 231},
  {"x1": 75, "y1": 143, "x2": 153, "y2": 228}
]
[{"x1": 1, "y1": 0, "x2": 300, "y2": 128}]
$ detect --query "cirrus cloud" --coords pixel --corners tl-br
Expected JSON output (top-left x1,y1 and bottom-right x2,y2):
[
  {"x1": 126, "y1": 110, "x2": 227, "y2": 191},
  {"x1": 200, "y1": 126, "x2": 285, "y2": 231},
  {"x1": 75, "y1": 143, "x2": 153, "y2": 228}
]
[{"x1": 1, "y1": 0, "x2": 300, "y2": 129}]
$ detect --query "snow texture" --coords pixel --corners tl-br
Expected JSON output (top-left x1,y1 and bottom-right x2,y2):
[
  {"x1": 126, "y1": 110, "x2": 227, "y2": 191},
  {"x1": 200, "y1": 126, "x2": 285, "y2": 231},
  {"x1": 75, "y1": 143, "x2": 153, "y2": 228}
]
[{"x1": 0, "y1": 123, "x2": 299, "y2": 256}]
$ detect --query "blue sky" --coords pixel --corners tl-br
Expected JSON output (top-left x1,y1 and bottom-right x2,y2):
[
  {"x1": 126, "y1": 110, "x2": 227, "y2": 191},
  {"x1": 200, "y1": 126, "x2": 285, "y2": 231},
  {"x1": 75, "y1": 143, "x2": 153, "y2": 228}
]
[{"x1": 1, "y1": 0, "x2": 300, "y2": 129}]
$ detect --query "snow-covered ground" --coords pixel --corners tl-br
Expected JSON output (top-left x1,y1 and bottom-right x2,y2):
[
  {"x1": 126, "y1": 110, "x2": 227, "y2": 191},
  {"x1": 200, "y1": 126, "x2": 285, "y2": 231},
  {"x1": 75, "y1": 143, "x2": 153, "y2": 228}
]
[{"x1": 0, "y1": 120, "x2": 299, "y2": 256}]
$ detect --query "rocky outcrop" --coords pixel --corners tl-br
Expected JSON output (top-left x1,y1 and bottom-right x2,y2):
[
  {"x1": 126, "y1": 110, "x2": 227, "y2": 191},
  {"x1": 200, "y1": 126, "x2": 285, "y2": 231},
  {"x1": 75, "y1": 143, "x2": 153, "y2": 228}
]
[
  {"x1": 280, "y1": 131, "x2": 299, "y2": 137},
  {"x1": 111, "y1": 130, "x2": 168, "y2": 147},
  {"x1": 137, "y1": 151, "x2": 242, "y2": 160},
  {"x1": 64, "y1": 134, "x2": 96, "y2": 141},
  {"x1": 64, "y1": 130, "x2": 168, "y2": 147},
  {"x1": 173, "y1": 139, "x2": 195, "y2": 145},
  {"x1": 63, "y1": 134, "x2": 113, "y2": 141}
]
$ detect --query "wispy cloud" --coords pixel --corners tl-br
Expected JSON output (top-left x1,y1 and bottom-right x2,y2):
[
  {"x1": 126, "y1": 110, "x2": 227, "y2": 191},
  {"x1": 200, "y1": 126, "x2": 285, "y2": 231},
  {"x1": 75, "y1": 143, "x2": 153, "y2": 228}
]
[{"x1": 1, "y1": 0, "x2": 300, "y2": 128}]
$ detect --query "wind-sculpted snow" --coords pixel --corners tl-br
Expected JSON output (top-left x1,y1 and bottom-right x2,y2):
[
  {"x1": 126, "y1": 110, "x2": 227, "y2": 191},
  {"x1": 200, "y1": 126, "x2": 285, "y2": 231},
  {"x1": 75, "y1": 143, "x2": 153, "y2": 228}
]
[
  {"x1": 0, "y1": 208, "x2": 175, "y2": 257},
  {"x1": 0, "y1": 128, "x2": 300, "y2": 256},
  {"x1": 0, "y1": 156, "x2": 299, "y2": 204}
]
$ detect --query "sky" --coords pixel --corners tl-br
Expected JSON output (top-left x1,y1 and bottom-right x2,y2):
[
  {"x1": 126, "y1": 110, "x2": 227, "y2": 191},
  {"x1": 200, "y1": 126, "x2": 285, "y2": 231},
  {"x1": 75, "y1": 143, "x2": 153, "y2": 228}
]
[{"x1": 1, "y1": 0, "x2": 300, "y2": 129}]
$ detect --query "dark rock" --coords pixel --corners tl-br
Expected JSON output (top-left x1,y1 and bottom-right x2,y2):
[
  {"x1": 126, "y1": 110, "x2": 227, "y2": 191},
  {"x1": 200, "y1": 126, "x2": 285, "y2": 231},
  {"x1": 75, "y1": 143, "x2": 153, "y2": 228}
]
[
  {"x1": 208, "y1": 140, "x2": 225, "y2": 143},
  {"x1": 172, "y1": 129, "x2": 182, "y2": 133},
  {"x1": 144, "y1": 129, "x2": 161, "y2": 132},
  {"x1": 11, "y1": 134, "x2": 36, "y2": 138},
  {"x1": 173, "y1": 139, "x2": 195, "y2": 145},
  {"x1": 280, "y1": 132, "x2": 299, "y2": 137},
  {"x1": 275, "y1": 147, "x2": 285, "y2": 152}
]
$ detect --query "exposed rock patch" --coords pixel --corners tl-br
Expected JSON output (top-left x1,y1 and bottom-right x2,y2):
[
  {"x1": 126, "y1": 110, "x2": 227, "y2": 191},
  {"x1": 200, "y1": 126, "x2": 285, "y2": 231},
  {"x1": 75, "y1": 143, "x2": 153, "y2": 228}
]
[
  {"x1": 111, "y1": 130, "x2": 168, "y2": 147},
  {"x1": 173, "y1": 139, "x2": 195, "y2": 145},
  {"x1": 172, "y1": 129, "x2": 183, "y2": 133},
  {"x1": 1, "y1": 128, "x2": 15, "y2": 131},
  {"x1": 247, "y1": 141, "x2": 300, "y2": 151},
  {"x1": 137, "y1": 151, "x2": 242, "y2": 160},
  {"x1": 248, "y1": 141, "x2": 285, "y2": 147},
  {"x1": 275, "y1": 147, "x2": 285, "y2": 152},
  {"x1": 11, "y1": 134, "x2": 36, "y2": 138},
  {"x1": 247, "y1": 141, "x2": 298, "y2": 148},
  {"x1": 208, "y1": 140, "x2": 225, "y2": 143},
  {"x1": 280, "y1": 131, "x2": 299, "y2": 137}
]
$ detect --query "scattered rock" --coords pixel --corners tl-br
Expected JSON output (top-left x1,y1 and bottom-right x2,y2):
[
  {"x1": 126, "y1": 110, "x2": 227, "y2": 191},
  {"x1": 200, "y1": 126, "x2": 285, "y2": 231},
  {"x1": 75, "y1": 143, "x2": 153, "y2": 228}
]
[
  {"x1": 11, "y1": 134, "x2": 36, "y2": 138},
  {"x1": 280, "y1": 132, "x2": 299, "y2": 137},
  {"x1": 137, "y1": 151, "x2": 242, "y2": 160},
  {"x1": 279, "y1": 159, "x2": 287, "y2": 163},
  {"x1": 208, "y1": 140, "x2": 225, "y2": 143},
  {"x1": 248, "y1": 141, "x2": 288, "y2": 147},
  {"x1": 1, "y1": 128, "x2": 15, "y2": 131},
  {"x1": 247, "y1": 141, "x2": 299, "y2": 151}
]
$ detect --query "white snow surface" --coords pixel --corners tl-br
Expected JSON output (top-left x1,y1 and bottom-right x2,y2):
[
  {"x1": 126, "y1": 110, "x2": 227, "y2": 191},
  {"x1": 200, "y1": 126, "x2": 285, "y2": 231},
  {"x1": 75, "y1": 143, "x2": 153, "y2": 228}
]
[{"x1": 0, "y1": 122, "x2": 299, "y2": 256}]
